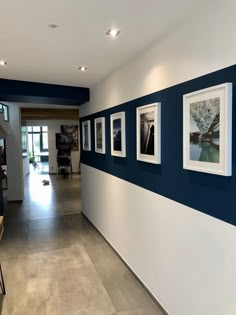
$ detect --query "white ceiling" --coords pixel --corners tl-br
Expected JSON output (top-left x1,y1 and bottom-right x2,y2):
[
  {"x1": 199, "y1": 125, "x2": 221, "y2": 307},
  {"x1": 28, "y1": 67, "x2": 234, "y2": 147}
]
[{"x1": 0, "y1": 0, "x2": 205, "y2": 88}]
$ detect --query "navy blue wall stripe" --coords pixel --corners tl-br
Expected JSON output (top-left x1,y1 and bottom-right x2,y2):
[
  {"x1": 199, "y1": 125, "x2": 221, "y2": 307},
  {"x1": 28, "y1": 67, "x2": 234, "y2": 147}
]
[
  {"x1": 81, "y1": 65, "x2": 236, "y2": 226},
  {"x1": 0, "y1": 78, "x2": 89, "y2": 105}
]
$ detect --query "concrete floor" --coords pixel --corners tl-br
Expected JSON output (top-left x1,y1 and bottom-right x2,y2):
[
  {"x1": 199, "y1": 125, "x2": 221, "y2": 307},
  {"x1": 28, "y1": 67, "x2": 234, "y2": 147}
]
[{"x1": 0, "y1": 171, "x2": 164, "y2": 315}]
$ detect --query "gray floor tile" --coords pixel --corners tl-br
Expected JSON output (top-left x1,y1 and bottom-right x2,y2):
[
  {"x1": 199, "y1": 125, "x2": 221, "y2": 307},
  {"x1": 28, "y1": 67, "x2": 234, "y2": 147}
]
[
  {"x1": 0, "y1": 171, "x2": 164, "y2": 315},
  {"x1": 1, "y1": 282, "x2": 28, "y2": 315},
  {"x1": 116, "y1": 303, "x2": 164, "y2": 315},
  {"x1": 0, "y1": 237, "x2": 29, "y2": 260},
  {"x1": 28, "y1": 227, "x2": 79, "y2": 254},
  {"x1": 2, "y1": 221, "x2": 28, "y2": 241},
  {"x1": 27, "y1": 273, "x2": 60, "y2": 315},
  {"x1": 86, "y1": 244, "x2": 156, "y2": 312},
  {"x1": 27, "y1": 245, "x2": 91, "y2": 277},
  {"x1": 1, "y1": 256, "x2": 28, "y2": 315},
  {"x1": 29, "y1": 215, "x2": 68, "y2": 232},
  {"x1": 56, "y1": 265, "x2": 116, "y2": 315},
  {"x1": 80, "y1": 225, "x2": 107, "y2": 248}
]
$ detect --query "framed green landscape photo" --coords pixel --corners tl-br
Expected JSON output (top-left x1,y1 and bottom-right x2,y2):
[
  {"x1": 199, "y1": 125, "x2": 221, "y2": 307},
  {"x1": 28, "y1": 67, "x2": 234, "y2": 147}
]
[{"x1": 183, "y1": 83, "x2": 232, "y2": 176}]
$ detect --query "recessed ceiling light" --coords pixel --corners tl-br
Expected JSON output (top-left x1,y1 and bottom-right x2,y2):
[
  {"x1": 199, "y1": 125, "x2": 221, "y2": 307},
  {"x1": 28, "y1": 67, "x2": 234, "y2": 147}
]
[
  {"x1": 106, "y1": 29, "x2": 121, "y2": 38},
  {"x1": 48, "y1": 24, "x2": 59, "y2": 29},
  {"x1": 78, "y1": 66, "x2": 87, "y2": 72},
  {"x1": 0, "y1": 60, "x2": 7, "y2": 66}
]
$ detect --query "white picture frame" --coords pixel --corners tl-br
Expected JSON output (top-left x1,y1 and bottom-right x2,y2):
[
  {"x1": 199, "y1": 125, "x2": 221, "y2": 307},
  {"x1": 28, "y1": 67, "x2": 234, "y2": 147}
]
[
  {"x1": 183, "y1": 83, "x2": 232, "y2": 176},
  {"x1": 94, "y1": 117, "x2": 106, "y2": 154},
  {"x1": 136, "y1": 103, "x2": 161, "y2": 164},
  {"x1": 110, "y1": 112, "x2": 126, "y2": 157},
  {"x1": 82, "y1": 120, "x2": 91, "y2": 151}
]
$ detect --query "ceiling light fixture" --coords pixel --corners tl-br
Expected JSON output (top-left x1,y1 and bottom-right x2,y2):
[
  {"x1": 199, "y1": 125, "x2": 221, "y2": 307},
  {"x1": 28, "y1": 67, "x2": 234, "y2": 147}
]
[
  {"x1": 48, "y1": 24, "x2": 59, "y2": 29},
  {"x1": 78, "y1": 66, "x2": 87, "y2": 72},
  {"x1": 106, "y1": 29, "x2": 121, "y2": 38},
  {"x1": 0, "y1": 60, "x2": 7, "y2": 66}
]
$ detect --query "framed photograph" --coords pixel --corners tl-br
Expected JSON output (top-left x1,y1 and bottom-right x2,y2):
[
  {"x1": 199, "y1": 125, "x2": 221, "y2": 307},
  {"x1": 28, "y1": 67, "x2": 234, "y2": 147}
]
[
  {"x1": 136, "y1": 103, "x2": 161, "y2": 164},
  {"x1": 61, "y1": 125, "x2": 79, "y2": 151},
  {"x1": 183, "y1": 83, "x2": 232, "y2": 176},
  {"x1": 110, "y1": 112, "x2": 126, "y2": 157},
  {"x1": 56, "y1": 133, "x2": 73, "y2": 150},
  {"x1": 82, "y1": 120, "x2": 91, "y2": 151},
  {"x1": 95, "y1": 117, "x2": 106, "y2": 154}
]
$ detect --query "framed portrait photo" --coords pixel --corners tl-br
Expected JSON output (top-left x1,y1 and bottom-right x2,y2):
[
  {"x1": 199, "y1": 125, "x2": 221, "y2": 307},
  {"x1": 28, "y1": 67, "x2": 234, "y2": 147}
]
[
  {"x1": 82, "y1": 120, "x2": 91, "y2": 151},
  {"x1": 183, "y1": 83, "x2": 232, "y2": 176},
  {"x1": 110, "y1": 112, "x2": 126, "y2": 157},
  {"x1": 136, "y1": 103, "x2": 161, "y2": 164},
  {"x1": 94, "y1": 117, "x2": 106, "y2": 154}
]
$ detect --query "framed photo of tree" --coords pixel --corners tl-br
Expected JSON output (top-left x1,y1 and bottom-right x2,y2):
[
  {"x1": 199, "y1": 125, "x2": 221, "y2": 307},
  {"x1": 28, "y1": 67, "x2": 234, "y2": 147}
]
[
  {"x1": 136, "y1": 103, "x2": 161, "y2": 164},
  {"x1": 183, "y1": 83, "x2": 232, "y2": 176}
]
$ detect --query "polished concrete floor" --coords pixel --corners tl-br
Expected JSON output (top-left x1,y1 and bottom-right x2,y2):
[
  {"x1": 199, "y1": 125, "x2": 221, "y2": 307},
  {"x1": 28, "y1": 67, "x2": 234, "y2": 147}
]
[
  {"x1": 35, "y1": 161, "x2": 49, "y2": 175},
  {"x1": 0, "y1": 171, "x2": 164, "y2": 315}
]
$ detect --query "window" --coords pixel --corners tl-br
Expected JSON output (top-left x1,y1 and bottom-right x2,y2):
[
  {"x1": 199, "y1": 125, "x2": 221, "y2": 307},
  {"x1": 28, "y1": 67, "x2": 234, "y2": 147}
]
[
  {"x1": 33, "y1": 126, "x2": 41, "y2": 132},
  {"x1": 42, "y1": 132, "x2": 48, "y2": 150},
  {"x1": 28, "y1": 126, "x2": 48, "y2": 154}
]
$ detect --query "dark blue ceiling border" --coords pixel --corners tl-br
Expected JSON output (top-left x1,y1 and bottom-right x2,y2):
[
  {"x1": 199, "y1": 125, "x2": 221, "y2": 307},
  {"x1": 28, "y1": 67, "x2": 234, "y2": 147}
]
[
  {"x1": 0, "y1": 78, "x2": 89, "y2": 105},
  {"x1": 81, "y1": 64, "x2": 236, "y2": 226}
]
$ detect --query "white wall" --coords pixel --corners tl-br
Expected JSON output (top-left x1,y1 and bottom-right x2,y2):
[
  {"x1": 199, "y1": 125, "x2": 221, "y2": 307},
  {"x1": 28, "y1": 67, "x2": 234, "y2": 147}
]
[
  {"x1": 26, "y1": 120, "x2": 80, "y2": 173},
  {"x1": 81, "y1": 165, "x2": 236, "y2": 315},
  {"x1": 6, "y1": 105, "x2": 24, "y2": 201},
  {"x1": 23, "y1": 157, "x2": 29, "y2": 177},
  {"x1": 80, "y1": 0, "x2": 236, "y2": 117},
  {"x1": 80, "y1": 2, "x2": 236, "y2": 315}
]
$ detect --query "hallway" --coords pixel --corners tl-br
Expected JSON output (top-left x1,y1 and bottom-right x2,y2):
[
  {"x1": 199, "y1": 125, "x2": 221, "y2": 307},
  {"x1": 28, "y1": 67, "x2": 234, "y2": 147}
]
[{"x1": 0, "y1": 173, "x2": 163, "y2": 315}]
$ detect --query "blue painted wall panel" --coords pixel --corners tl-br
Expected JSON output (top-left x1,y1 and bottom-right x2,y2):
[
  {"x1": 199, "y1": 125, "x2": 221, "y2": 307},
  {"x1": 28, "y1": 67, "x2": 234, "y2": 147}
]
[
  {"x1": 0, "y1": 78, "x2": 89, "y2": 105},
  {"x1": 81, "y1": 65, "x2": 236, "y2": 226}
]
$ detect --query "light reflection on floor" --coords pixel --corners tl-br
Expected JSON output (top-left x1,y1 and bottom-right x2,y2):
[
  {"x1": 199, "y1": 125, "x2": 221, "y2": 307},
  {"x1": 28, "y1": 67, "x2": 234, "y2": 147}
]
[
  {"x1": 4, "y1": 168, "x2": 81, "y2": 222},
  {"x1": 28, "y1": 171, "x2": 53, "y2": 206}
]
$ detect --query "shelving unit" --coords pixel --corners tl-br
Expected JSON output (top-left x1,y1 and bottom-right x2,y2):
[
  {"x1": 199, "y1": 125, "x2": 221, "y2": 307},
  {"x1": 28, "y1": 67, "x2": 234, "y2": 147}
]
[{"x1": 57, "y1": 149, "x2": 72, "y2": 178}]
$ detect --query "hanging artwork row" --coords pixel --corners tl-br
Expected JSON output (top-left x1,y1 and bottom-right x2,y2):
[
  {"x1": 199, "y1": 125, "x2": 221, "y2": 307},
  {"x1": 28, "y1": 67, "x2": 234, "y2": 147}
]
[{"x1": 82, "y1": 82, "x2": 232, "y2": 176}]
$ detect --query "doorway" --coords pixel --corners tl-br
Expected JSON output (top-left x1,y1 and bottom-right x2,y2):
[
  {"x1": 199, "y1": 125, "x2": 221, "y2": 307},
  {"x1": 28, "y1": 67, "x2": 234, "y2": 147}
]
[{"x1": 27, "y1": 126, "x2": 49, "y2": 174}]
